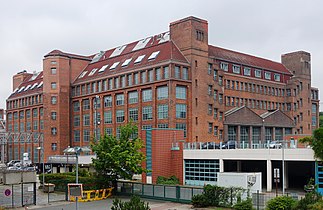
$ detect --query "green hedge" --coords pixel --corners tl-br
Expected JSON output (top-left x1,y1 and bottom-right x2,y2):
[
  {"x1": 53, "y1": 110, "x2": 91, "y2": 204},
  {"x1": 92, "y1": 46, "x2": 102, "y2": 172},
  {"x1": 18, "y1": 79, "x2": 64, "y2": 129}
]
[{"x1": 41, "y1": 173, "x2": 110, "y2": 191}]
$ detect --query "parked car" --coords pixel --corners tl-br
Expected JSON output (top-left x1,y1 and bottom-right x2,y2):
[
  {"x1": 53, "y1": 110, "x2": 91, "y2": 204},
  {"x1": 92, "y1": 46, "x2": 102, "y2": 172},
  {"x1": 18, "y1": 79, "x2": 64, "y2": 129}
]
[
  {"x1": 201, "y1": 142, "x2": 220, "y2": 149},
  {"x1": 222, "y1": 140, "x2": 236, "y2": 149},
  {"x1": 269, "y1": 141, "x2": 282, "y2": 149},
  {"x1": 7, "y1": 160, "x2": 21, "y2": 167}
]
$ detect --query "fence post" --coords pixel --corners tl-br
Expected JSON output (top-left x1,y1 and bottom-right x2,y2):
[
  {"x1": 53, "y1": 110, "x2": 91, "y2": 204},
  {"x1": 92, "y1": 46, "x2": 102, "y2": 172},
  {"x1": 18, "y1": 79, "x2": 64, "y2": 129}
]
[
  {"x1": 176, "y1": 186, "x2": 180, "y2": 202},
  {"x1": 230, "y1": 188, "x2": 233, "y2": 206},
  {"x1": 257, "y1": 190, "x2": 259, "y2": 210},
  {"x1": 65, "y1": 184, "x2": 69, "y2": 201},
  {"x1": 21, "y1": 182, "x2": 24, "y2": 207},
  {"x1": 33, "y1": 182, "x2": 36, "y2": 205},
  {"x1": 12, "y1": 184, "x2": 14, "y2": 208}
]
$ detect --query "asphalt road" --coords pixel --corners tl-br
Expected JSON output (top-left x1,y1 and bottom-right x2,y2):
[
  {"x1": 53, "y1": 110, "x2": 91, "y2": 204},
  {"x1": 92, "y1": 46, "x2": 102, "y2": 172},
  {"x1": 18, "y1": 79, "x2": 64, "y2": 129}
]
[{"x1": 23, "y1": 197, "x2": 193, "y2": 210}]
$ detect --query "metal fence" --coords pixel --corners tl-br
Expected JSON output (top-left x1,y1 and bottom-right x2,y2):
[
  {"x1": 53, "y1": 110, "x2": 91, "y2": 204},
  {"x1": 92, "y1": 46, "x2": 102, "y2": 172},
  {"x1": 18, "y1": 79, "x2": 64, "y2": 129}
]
[
  {"x1": 252, "y1": 190, "x2": 300, "y2": 210},
  {"x1": 117, "y1": 181, "x2": 203, "y2": 203},
  {"x1": 0, "y1": 182, "x2": 36, "y2": 208}
]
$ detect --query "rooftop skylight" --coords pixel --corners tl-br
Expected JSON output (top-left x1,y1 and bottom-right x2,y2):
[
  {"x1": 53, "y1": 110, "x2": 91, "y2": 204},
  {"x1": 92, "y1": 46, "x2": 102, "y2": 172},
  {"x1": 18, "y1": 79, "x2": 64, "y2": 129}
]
[
  {"x1": 158, "y1": 32, "x2": 170, "y2": 44},
  {"x1": 18, "y1": 86, "x2": 25, "y2": 92},
  {"x1": 148, "y1": 51, "x2": 160, "y2": 60},
  {"x1": 79, "y1": 71, "x2": 88, "y2": 78},
  {"x1": 110, "y1": 62, "x2": 120, "y2": 70},
  {"x1": 134, "y1": 55, "x2": 145, "y2": 64},
  {"x1": 29, "y1": 72, "x2": 40, "y2": 81},
  {"x1": 37, "y1": 81, "x2": 43, "y2": 88},
  {"x1": 121, "y1": 58, "x2": 132, "y2": 67},
  {"x1": 110, "y1": 45, "x2": 127, "y2": 58},
  {"x1": 132, "y1": 37, "x2": 151, "y2": 51},
  {"x1": 24, "y1": 84, "x2": 31, "y2": 91},
  {"x1": 30, "y1": 83, "x2": 38, "y2": 89},
  {"x1": 88, "y1": 68, "x2": 98, "y2": 76},
  {"x1": 98, "y1": 64, "x2": 109, "y2": 73},
  {"x1": 90, "y1": 51, "x2": 105, "y2": 63}
]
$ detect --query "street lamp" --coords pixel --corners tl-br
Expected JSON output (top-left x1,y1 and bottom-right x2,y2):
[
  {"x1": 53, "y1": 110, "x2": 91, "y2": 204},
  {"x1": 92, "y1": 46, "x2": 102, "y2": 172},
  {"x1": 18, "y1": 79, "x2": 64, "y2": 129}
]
[
  {"x1": 94, "y1": 95, "x2": 100, "y2": 142},
  {"x1": 63, "y1": 146, "x2": 91, "y2": 210},
  {"x1": 36, "y1": 146, "x2": 45, "y2": 192}
]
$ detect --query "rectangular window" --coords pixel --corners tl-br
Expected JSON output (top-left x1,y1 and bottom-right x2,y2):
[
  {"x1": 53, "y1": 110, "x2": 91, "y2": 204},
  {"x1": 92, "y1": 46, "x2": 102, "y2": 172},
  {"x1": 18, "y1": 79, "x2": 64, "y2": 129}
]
[
  {"x1": 208, "y1": 104, "x2": 212, "y2": 115},
  {"x1": 208, "y1": 63, "x2": 212, "y2": 75},
  {"x1": 127, "y1": 74, "x2": 133, "y2": 86},
  {"x1": 157, "y1": 86, "x2": 168, "y2": 100},
  {"x1": 158, "y1": 104, "x2": 168, "y2": 119},
  {"x1": 232, "y1": 65, "x2": 240, "y2": 74},
  {"x1": 220, "y1": 62, "x2": 228, "y2": 71},
  {"x1": 83, "y1": 130, "x2": 90, "y2": 142},
  {"x1": 116, "y1": 94, "x2": 124, "y2": 105},
  {"x1": 51, "y1": 68, "x2": 57, "y2": 75},
  {"x1": 104, "y1": 96, "x2": 113, "y2": 107},
  {"x1": 265, "y1": 72, "x2": 271, "y2": 80},
  {"x1": 176, "y1": 123, "x2": 187, "y2": 137},
  {"x1": 164, "y1": 66, "x2": 169, "y2": 79},
  {"x1": 255, "y1": 69, "x2": 262, "y2": 78},
  {"x1": 219, "y1": 76, "x2": 223, "y2": 86},
  {"x1": 142, "y1": 89, "x2": 152, "y2": 102},
  {"x1": 51, "y1": 82, "x2": 57, "y2": 90},
  {"x1": 176, "y1": 104, "x2": 187, "y2": 118},
  {"x1": 175, "y1": 66, "x2": 180, "y2": 79},
  {"x1": 51, "y1": 96, "x2": 57, "y2": 105},
  {"x1": 82, "y1": 99, "x2": 90, "y2": 110},
  {"x1": 208, "y1": 123, "x2": 213, "y2": 133},
  {"x1": 83, "y1": 114, "x2": 90, "y2": 126},
  {"x1": 51, "y1": 127, "x2": 57, "y2": 135},
  {"x1": 156, "y1": 68, "x2": 161, "y2": 81},
  {"x1": 114, "y1": 77, "x2": 119, "y2": 89},
  {"x1": 51, "y1": 143, "x2": 57, "y2": 151},
  {"x1": 129, "y1": 108, "x2": 138, "y2": 122},
  {"x1": 158, "y1": 124, "x2": 169, "y2": 129},
  {"x1": 142, "y1": 106, "x2": 153, "y2": 120},
  {"x1": 128, "y1": 91, "x2": 138, "y2": 104},
  {"x1": 116, "y1": 110, "x2": 125, "y2": 123},
  {"x1": 244, "y1": 67, "x2": 251, "y2": 76},
  {"x1": 141, "y1": 71, "x2": 147, "y2": 83},
  {"x1": 104, "y1": 111, "x2": 112, "y2": 124},
  {"x1": 274, "y1": 74, "x2": 281, "y2": 82},
  {"x1": 148, "y1": 70, "x2": 154, "y2": 82},
  {"x1": 121, "y1": 75, "x2": 126, "y2": 87},
  {"x1": 32, "y1": 109, "x2": 38, "y2": 118},
  {"x1": 182, "y1": 67, "x2": 188, "y2": 80},
  {"x1": 213, "y1": 70, "x2": 218, "y2": 81},
  {"x1": 142, "y1": 125, "x2": 152, "y2": 130},
  {"x1": 134, "y1": 73, "x2": 139, "y2": 84},
  {"x1": 74, "y1": 115, "x2": 80, "y2": 127},
  {"x1": 228, "y1": 126, "x2": 237, "y2": 141},
  {"x1": 74, "y1": 130, "x2": 80, "y2": 142},
  {"x1": 176, "y1": 86, "x2": 186, "y2": 99}
]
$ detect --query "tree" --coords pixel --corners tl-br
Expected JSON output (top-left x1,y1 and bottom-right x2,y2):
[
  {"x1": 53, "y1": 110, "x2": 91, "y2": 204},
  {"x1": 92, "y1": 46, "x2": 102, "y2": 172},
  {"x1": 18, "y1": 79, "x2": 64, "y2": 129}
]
[
  {"x1": 91, "y1": 123, "x2": 147, "y2": 185},
  {"x1": 300, "y1": 127, "x2": 323, "y2": 160}
]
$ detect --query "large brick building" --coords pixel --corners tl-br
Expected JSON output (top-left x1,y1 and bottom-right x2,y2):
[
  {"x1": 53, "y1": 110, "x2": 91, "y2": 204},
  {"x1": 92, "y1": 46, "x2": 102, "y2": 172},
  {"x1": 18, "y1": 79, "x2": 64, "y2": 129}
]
[{"x1": 5, "y1": 16, "x2": 319, "y2": 170}]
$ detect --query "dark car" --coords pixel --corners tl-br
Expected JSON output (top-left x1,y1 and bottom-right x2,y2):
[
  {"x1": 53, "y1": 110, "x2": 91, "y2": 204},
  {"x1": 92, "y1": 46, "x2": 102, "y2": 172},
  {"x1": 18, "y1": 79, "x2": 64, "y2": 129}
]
[
  {"x1": 201, "y1": 142, "x2": 220, "y2": 149},
  {"x1": 222, "y1": 140, "x2": 236, "y2": 149}
]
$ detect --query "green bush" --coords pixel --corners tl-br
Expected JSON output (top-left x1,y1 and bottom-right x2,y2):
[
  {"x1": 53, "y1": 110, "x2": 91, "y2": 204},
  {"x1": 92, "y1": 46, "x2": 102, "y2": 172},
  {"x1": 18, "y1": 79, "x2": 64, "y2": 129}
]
[
  {"x1": 191, "y1": 194, "x2": 209, "y2": 208},
  {"x1": 43, "y1": 172, "x2": 110, "y2": 191},
  {"x1": 191, "y1": 184, "x2": 244, "y2": 208},
  {"x1": 308, "y1": 200, "x2": 323, "y2": 210},
  {"x1": 111, "y1": 196, "x2": 150, "y2": 210},
  {"x1": 234, "y1": 198, "x2": 253, "y2": 210},
  {"x1": 295, "y1": 190, "x2": 322, "y2": 210},
  {"x1": 266, "y1": 196, "x2": 297, "y2": 210},
  {"x1": 156, "y1": 175, "x2": 180, "y2": 185}
]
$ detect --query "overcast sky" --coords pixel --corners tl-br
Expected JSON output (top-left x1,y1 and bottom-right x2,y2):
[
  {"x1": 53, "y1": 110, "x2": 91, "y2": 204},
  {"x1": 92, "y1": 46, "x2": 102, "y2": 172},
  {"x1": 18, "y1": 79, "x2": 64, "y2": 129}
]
[{"x1": 1, "y1": 0, "x2": 323, "y2": 110}]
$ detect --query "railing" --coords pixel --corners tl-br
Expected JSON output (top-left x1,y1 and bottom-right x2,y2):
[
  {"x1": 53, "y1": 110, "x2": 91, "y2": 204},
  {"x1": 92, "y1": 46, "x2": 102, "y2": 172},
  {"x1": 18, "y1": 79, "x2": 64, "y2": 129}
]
[
  {"x1": 117, "y1": 181, "x2": 203, "y2": 203},
  {"x1": 184, "y1": 140, "x2": 302, "y2": 150}
]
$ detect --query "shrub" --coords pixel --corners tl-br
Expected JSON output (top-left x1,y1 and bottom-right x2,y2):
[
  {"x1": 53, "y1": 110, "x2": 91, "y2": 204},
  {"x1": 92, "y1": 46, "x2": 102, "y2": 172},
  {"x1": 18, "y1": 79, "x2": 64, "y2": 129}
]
[
  {"x1": 156, "y1": 175, "x2": 180, "y2": 185},
  {"x1": 295, "y1": 189, "x2": 322, "y2": 210},
  {"x1": 266, "y1": 196, "x2": 297, "y2": 210},
  {"x1": 191, "y1": 194, "x2": 209, "y2": 208},
  {"x1": 308, "y1": 200, "x2": 323, "y2": 210},
  {"x1": 233, "y1": 198, "x2": 253, "y2": 210},
  {"x1": 111, "y1": 196, "x2": 150, "y2": 210}
]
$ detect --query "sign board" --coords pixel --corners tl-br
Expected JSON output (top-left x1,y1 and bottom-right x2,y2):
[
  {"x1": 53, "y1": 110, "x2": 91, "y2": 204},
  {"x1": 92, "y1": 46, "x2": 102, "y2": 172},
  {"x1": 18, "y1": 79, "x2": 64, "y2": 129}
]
[
  {"x1": 4, "y1": 189, "x2": 11, "y2": 196},
  {"x1": 68, "y1": 183, "x2": 83, "y2": 197},
  {"x1": 274, "y1": 168, "x2": 280, "y2": 178}
]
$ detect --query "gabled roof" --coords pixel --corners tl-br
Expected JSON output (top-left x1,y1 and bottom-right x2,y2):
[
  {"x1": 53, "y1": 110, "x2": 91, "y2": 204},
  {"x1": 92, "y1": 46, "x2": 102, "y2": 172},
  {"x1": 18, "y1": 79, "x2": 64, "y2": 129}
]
[
  {"x1": 73, "y1": 32, "x2": 188, "y2": 84},
  {"x1": 209, "y1": 45, "x2": 292, "y2": 75},
  {"x1": 7, "y1": 71, "x2": 43, "y2": 100}
]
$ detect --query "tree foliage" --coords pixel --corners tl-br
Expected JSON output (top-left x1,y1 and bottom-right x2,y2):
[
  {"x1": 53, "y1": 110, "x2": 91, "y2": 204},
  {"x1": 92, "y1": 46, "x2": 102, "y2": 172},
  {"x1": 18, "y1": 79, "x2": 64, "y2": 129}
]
[
  {"x1": 91, "y1": 123, "x2": 147, "y2": 182},
  {"x1": 300, "y1": 127, "x2": 323, "y2": 160}
]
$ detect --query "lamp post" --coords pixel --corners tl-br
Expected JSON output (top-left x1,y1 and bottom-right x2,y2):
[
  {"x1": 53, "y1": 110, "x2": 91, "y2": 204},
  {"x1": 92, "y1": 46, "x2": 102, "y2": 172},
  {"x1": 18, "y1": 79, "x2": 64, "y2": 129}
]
[
  {"x1": 63, "y1": 146, "x2": 91, "y2": 210},
  {"x1": 36, "y1": 146, "x2": 45, "y2": 193},
  {"x1": 94, "y1": 95, "x2": 100, "y2": 142}
]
